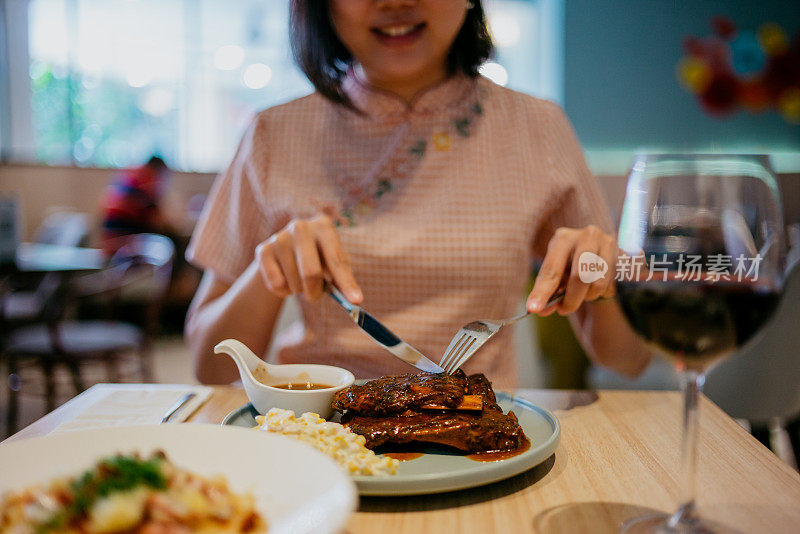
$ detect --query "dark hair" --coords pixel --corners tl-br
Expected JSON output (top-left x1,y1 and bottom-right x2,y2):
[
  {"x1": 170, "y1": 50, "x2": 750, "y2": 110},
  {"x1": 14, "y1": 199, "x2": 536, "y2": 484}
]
[
  {"x1": 289, "y1": 1, "x2": 493, "y2": 109},
  {"x1": 146, "y1": 155, "x2": 167, "y2": 170}
]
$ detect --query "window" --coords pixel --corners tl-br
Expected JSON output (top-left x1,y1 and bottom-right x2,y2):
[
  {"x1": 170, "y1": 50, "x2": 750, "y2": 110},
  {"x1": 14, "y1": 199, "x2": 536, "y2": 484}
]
[
  {"x1": 0, "y1": 1, "x2": 10, "y2": 157},
  {"x1": 4, "y1": 0, "x2": 562, "y2": 172}
]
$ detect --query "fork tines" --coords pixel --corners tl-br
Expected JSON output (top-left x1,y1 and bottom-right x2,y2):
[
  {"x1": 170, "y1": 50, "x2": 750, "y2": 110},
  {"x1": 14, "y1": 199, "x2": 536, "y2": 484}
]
[{"x1": 440, "y1": 332, "x2": 478, "y2": 374}]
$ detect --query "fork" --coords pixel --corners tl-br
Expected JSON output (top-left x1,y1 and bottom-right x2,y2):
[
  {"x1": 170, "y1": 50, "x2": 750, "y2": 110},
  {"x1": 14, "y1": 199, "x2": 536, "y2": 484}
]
[{"x1": 439, "y1": 288, "x2": 566, "y2": 374}]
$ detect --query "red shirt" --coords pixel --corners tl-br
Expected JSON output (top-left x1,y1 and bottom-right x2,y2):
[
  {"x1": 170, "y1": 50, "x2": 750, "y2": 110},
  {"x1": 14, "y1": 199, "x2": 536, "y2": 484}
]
[{"x1": 101, "y1": 165, "x2": 162, "y2": 234}]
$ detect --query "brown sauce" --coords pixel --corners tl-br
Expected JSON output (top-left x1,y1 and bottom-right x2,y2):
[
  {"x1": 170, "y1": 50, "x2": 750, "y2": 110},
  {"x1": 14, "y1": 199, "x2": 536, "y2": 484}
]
[
  {"x1": 272, "y1": 383, "x2": 333, "y2": 390},
  {"x1": 382, "y1": 451, "x2": 425, "y2": 461},
  {"x1": 373, "y1": 438, "x2": 531, "y2": 463},
  {"x1": 465, "y1": 437, "x2": 531, "y2": 462}
]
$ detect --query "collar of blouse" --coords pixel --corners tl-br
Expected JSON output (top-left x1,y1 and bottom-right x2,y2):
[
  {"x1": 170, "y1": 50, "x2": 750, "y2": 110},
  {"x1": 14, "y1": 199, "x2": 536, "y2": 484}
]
[
  {"x1": 341, "y1": 67, "x2": 479, "y2": 121},
  {"x1": 324, "y1": 68, "x2": 487, "y2": 227}
]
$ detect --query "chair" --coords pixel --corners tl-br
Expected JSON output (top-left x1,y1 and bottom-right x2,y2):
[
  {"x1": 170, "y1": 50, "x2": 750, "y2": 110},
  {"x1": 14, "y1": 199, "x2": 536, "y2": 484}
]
[
  {"x1": 3, "y1": 234, "x2": 173, "y2": 435},
  {"x1": 0, "y1": 196, "x2": 21, "y2": 267},
  {"x1": 704, "y1": 246, "x2": 800, "y2": 465},
  {"x1": 588, "y1": 244, "x2": 800, "y2": 466},
  {"x1": 1, "y1": 211, "x2": 91, "y2": 324},
  {"x1": 32, "y1": 211, "x2": 91, "y2": 247}
]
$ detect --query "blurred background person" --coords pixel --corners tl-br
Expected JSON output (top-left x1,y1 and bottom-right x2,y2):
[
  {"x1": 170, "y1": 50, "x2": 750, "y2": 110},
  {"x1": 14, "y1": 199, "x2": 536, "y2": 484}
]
[
  {"x1": 100, "y1": 155, "x2": 198, "y2": 307},
  {"x1": 100, "y1": 155, "x2": 174, "y2": 249}
]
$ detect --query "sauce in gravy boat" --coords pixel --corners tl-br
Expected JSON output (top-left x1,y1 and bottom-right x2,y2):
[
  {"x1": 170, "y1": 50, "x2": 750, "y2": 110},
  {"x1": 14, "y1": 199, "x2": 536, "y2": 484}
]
[{"x1": 214, "y1": 339, "x2": 355, "y2": 418}]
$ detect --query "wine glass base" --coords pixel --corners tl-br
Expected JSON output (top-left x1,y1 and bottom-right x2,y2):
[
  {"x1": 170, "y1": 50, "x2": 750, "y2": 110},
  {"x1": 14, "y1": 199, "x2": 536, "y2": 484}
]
[{"x1": 620, "y1": 513, "x2": 740, "y2": 534}]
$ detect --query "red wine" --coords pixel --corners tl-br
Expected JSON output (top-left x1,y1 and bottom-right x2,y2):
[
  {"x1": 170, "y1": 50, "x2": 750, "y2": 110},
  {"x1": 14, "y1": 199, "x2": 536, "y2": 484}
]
[{"x1": 617, "y1": 281, "x2": 780, "y2": 370}]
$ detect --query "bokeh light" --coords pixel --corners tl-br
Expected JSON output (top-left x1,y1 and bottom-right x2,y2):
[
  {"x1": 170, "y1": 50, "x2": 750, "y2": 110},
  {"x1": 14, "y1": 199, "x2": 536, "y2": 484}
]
[
  {"x1": 479, "y1": 62, "x2": 509, "y2": 86},
  {"x1": 214, "y1": 45, "x2": 245, "y2": 71},
  {"x1": 242, "y1": 63, "x2": 272, "y2": 89},
  {"x1": 489, "y1": 12, "x2": 521, "y2": 48}
]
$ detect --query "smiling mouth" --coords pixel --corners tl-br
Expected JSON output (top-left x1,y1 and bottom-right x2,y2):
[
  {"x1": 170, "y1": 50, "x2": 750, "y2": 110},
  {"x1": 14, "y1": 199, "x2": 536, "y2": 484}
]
[{"x1": 371, "y1": 22, "x2": 426, "y2": 39}]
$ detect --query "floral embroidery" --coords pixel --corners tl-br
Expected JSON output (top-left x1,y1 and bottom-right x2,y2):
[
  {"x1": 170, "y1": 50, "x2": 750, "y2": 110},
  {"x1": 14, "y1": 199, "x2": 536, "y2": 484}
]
[
  {"x1": 454, "y1": 117, "x2": 471, "y2": 137},
  {"x1": 336, "y1": 86, "x2": 488, "y2": 226},
  {"x1": 433, "y1": 132, "x2": 452, "y2": 151},
  {"x1": 409, "y1": 140, "x2": 426, "y2": 158},
  {"x1": 337, "y1": 209, "x2": 355, "y2": 228},
  {"x1": 375, "y1": 179, "x2": 393, "y2": 198},
  {"x1": 356, "y1": 199, "x2": 375, "y2": 216}
]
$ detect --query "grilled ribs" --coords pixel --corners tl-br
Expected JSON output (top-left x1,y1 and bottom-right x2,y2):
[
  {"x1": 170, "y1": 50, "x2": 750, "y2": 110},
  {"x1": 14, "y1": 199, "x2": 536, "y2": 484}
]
[
  {"x1": 332, "y1": 371, "x2": 470, "y2": 416},
  {"x1": 333, "y1": 371, "x2": 527, "y2": 453}
]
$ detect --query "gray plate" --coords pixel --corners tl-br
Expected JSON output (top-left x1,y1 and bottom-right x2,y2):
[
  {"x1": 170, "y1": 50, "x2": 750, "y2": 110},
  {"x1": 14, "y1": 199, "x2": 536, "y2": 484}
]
[{"x1": 223, "y1": 392, "x2": 560, "y2": 496}]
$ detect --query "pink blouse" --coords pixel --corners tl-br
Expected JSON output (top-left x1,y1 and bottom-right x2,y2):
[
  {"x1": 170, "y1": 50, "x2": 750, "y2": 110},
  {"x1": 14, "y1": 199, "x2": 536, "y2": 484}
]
[{"x1": 187, "y1": 73, "x2": 612, "y2": 388}]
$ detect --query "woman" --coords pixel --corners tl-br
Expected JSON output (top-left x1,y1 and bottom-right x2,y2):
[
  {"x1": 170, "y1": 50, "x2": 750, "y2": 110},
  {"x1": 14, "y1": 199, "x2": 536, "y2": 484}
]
[{"x1": 185, "y1": 0, "x2": 650, "y2": 387}]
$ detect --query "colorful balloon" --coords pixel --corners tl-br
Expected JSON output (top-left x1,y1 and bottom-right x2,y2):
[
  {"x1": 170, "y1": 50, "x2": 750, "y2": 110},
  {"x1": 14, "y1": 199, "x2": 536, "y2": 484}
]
[
  {"x1": 731, "y1": 31, "x2": 766, "y2": 76},
  {"x1": 738, "y1": 80, "x2": 771, "y2": 113},
  {"x1": 700, "y1": 72, "x2": 740, "y2": 116},
  {"x1": 712, "y1": 16, "x2": 737, "y2": 39},
  {"x1": 778, "y1": 87, "x2": 800, "y2": 123},
  {"x1": 677, "y1": 56, "x2": 712, "y2": 93},
  {"x1": 758, "y1": 23, "x2": 789, "y2": 56},
  {"x1": 680, "y1": 18, "x2": 799, "y2": 123}
]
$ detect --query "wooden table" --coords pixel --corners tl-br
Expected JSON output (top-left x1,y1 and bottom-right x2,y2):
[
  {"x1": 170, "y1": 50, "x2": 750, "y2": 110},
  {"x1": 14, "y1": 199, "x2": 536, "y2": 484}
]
[{"x1": 6, "y1": 385, "x2": 800, "y2": 533}]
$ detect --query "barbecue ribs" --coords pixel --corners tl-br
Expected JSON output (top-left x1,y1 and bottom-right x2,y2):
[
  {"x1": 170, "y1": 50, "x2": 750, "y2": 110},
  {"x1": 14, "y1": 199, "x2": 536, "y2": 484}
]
[{"x1": 332, "y1": 371, "x2": 527, "y2": 453}]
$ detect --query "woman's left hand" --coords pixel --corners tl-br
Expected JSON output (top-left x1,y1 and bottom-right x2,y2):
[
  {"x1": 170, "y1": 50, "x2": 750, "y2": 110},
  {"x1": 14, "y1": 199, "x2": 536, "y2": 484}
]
[{"x1": 527, "y1": 225, "x2": 618, "y2": 316}]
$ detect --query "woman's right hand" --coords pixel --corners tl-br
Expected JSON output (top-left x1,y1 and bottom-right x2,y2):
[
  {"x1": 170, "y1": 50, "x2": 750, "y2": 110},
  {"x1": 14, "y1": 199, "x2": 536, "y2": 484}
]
[{"x1": 255, "y1": 214, "x2": 363, "y2": 303}]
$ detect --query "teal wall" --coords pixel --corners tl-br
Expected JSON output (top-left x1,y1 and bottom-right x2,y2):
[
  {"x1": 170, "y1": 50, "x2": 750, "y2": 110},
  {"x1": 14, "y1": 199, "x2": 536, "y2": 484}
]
[{"x1": 563, "y1": 0, "x2": 800, "y2": 154}]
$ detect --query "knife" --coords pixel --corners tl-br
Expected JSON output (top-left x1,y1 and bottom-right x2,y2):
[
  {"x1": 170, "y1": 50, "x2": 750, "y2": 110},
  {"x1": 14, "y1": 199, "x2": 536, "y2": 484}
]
[
  {"x1": 160, "y1": 392, "x2": 196, "y2": 423},
  {"x1": 325, "y1": 281, "x2": 445, "y2": 374}
]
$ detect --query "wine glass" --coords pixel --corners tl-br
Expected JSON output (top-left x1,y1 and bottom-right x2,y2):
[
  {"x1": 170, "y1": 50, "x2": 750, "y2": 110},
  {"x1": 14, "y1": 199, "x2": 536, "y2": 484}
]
[{"x1": 615, "y1": 154, "x2": 785, "y2": 533}]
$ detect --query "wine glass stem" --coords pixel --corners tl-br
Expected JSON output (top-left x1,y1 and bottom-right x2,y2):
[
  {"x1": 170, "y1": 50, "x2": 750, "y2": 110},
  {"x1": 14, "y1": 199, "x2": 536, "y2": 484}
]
[{"x1": 669, "y1": 370, "x2": 705, "y2": 528}]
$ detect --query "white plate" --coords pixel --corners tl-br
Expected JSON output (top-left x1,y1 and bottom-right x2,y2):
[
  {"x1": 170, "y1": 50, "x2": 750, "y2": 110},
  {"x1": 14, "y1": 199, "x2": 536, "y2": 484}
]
[
  {"x1": 223, "y1": 392, "x2": 561, "y2": 496},
  {"x1": 0, "y1": 424, "x2": 357, "y2": 534}
]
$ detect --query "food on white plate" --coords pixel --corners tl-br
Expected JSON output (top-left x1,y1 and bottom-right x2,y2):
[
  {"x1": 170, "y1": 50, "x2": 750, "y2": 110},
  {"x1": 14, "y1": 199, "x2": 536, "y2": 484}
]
[
  {"x1": 0, "y1": 451, "x2": 266, "y2": 533},
  {"x1": 255, "y1": 408, "x2": 399, "y2": 476}
]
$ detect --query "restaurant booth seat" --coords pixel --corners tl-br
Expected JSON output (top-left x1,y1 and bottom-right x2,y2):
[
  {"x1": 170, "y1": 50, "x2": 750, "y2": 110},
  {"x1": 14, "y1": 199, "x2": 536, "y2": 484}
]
[{"x1": 2, "y1": 233, "x2": 173, "y2": 435}]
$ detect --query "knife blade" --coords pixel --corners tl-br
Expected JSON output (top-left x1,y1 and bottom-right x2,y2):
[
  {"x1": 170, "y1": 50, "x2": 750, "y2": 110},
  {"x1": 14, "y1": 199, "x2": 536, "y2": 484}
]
[{"x1": 325, "y1": 281, "x2": 445, "y2": 374}]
